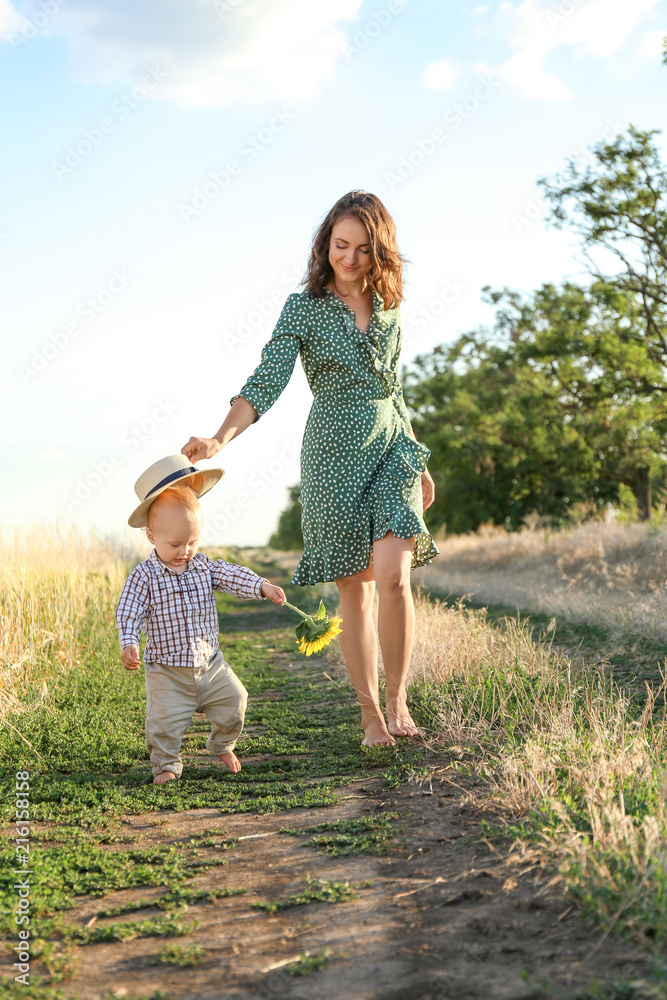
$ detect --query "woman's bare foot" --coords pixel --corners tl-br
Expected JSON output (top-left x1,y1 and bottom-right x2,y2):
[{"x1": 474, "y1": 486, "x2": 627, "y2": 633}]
[
  {"x1": 361, "y1": 708, "x2": 395, "y2": 747},
  {"x1": 218, "y1": 750, "x2": 241, "y2": 773},
  {"x1": 386, "y1": 700, "x2": 420, "y2": 737},
  {"x1": 153, "y1": 771, "x2": 178, "y2": 784}
]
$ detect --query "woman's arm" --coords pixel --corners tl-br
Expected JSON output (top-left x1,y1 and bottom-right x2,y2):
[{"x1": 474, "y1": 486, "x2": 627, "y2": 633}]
[
  {"x1": 181, "y1": 396, "x2": 257, "y2": 462},
  {"x1": 182, "y1": 293, "x2": 306, "y2": 463}
]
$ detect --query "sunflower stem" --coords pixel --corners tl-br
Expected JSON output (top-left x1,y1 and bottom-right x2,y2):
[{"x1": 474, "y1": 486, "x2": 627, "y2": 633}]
[{"x1": 281, "y1": 600, "x2": 315, "y2": 624}]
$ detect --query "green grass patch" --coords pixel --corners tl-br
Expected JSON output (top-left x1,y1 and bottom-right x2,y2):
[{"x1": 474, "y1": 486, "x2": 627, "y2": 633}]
[
  {"x1": 150, "y1": 942, "x2": 206, "y2": 967},
  {"x1": 281, "y1": 813, "x2": 398, "y2": 855},
  {"x1": 96, "y1": 884, "x2": 247, "y2": 917},
  {"x1": 62, "y1": 913, "x2": 198, "y2": 945},
  {"x1": 252, "y1": 876, "x2": 366, "y2": 914},
  {"x1": 285, "y1": 946, "x2": 332, "y2": 975}
]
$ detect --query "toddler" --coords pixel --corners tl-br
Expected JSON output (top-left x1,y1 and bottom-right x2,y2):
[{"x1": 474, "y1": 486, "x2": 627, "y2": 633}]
[{"x1": 116, "y1": 455, "x2": 285, "y2": 784}]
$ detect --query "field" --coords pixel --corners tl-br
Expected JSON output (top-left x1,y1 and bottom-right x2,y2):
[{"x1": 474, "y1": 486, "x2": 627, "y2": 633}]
[{"x1": 1, "y1": 524, "x2": 666, "y2": 999}]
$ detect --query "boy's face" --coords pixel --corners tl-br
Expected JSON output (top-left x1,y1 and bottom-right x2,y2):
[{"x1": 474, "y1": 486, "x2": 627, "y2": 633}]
[{"x1": 146, "y1": 503, "x2": 202, "y2": 573}]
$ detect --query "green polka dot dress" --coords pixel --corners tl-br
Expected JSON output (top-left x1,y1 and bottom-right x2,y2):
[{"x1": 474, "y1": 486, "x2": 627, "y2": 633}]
[{"x1": 230, "y1": 286, "x2": 440, "y2": 585}]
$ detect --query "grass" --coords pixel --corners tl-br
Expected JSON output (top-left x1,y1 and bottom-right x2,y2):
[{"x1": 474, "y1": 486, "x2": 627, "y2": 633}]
[
  {"x1": 3, "y1": 525, "x2": 667, "y2": 994},
  {"x1": 285, "y1": 946, "x2": 332, "y2": 975},
  {"x1": 405, "y1": 583, "x2": 667, "y2": 955},
  {"x1": 425, "y1": 590, "x2": 667, "y2": 709},
  {"x1": 413, "y1": 518, "x2": 667, "y2": 642},
  {"x1": 251, "y1": 876, "x2": 365, "y2": 914},
  {"x1": 0, "y1": 531, "x2": 427, "y2": 991},
  {"x1": 280, "y1": 813, "x2": 399, "y2": 855},
  {"x1": 62, "y1": 914, "x2": 199, "y2": 945},
  {"x1": 150, "y1": 942, "x2": 206, "y2": 967},
  {"x1": 95, "y1": 885, "x2": 247, "y2": 918},
  {"x1": 0, "y1": 984, "x2": 175, "y2": 1000}
]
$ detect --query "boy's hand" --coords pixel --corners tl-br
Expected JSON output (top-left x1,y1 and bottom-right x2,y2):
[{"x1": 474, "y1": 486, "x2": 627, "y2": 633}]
[
  {"x1": 261, "y1": 581, "x2": 286, "y2": 605},
  {"x1": 122, "y1": 645, "x2": 141, "y2": 671}
]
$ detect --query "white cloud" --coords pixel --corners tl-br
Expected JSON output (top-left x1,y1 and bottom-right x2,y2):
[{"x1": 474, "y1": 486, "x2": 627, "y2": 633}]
[
  {"x1": 636, "y1": 27, "x2": 666, "y2": 60},
  {"x1": 485, "y1": 0, "x2": 662, "y2": 100},
  {"x1": 0, "y1": 0, "x2": 24, "y2": 38},
  {"x1": 3, "y1": 0, "x2": 365, "y2": 106},
  {"x1": 472, "y1": 5, "x2": 490, "y2": 14},
  {"x1": 420, "y1": 57, "x2": 459, "y2": 90}
]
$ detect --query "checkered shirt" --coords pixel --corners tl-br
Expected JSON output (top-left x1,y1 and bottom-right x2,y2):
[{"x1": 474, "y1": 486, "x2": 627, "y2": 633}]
[{"x1": 116, "y1": 549, "x2": 267, "y2": 669}]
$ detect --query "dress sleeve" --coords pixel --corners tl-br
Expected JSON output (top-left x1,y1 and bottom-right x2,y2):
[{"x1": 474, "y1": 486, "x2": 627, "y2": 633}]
[
  {"x1": 230, "y1": 292, "x2": 307, "y2": 419},
  {"x1": 389, "y1": 323, "x2": 414, "y2": 431}
]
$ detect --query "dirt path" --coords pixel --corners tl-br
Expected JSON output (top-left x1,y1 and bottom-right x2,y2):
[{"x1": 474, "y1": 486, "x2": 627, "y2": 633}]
[
  {"x1": 0, "y1": 553, "x2": 649, "y2": 999},
  {"x1": 27, "y1": 757, "x2": 644, "y2": 1000}
]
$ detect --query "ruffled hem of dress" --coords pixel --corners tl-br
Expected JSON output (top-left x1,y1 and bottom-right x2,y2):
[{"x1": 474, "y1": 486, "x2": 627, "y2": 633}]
[
  {"x1": 291, "y1": 426, "x2": 440, "y2": 585},
  {"x1": 289, "y1": 521, "x2": 440, "y2": 586}
]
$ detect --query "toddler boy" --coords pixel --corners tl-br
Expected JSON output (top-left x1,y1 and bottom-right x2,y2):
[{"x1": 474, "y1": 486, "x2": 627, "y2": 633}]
[{"x1": 116, "y1": 455, "x2": 285, "y2": 784}]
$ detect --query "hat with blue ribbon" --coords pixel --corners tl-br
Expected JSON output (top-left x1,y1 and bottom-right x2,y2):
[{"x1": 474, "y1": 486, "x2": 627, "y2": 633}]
[{"x1": 128, "y1": 454, "x2": 224, "y2": 527}]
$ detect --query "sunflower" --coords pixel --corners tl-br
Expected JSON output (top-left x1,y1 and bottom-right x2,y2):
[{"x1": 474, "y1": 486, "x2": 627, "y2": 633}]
[{"x1": 282, "y1": 599, "x2": 343, "y2": 657}]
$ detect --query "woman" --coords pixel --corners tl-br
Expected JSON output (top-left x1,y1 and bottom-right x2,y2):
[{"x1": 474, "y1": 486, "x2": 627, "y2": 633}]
[{"x1": 181, "y1": 190, "x2": 439, "y2": 747}]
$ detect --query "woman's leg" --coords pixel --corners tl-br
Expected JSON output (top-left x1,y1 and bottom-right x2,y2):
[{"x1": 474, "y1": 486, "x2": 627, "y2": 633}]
[
  {"x1": 372, "y1": 532, "x2": 419, "y2": 737},
  {"x1": 335, "y1": 561, "x2": 394, "y2": 747}
]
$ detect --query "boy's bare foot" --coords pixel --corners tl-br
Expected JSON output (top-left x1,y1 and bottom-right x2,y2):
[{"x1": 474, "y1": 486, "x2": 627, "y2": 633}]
[
  {"x1": 218, "y1": 750, "x2": 241, "y2": 773},
  {"x1": 361, "y1": 709, "x2": 395, "y2": 747},
  {"x1": 153, "y1": 771, "x2": 178, "y2": 784},
  {"x1": 386, "y1": 699, "x2": 420, "y2": 737}
]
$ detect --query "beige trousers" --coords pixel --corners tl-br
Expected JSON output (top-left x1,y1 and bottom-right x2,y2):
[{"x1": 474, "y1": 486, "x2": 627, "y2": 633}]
[{"x1": 143, "y1": 649, "x2": 248, "y2": 778}]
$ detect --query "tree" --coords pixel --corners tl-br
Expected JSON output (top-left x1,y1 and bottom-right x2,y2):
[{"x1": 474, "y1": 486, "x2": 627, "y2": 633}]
[
  {"x1": 538, "y1": 126, "x2": 667, "y2": 388},
  {"x1": 404, "y1": 282, "x2": 667, "y2": 533},
  {"x1": 268, "y1": 483, "x2": 303, "y2": 549}
]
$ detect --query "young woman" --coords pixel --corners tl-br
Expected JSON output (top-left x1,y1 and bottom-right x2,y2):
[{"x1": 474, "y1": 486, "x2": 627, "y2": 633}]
[{"x1": 181, "y1": 190, "x2": 439, "y2": 747}]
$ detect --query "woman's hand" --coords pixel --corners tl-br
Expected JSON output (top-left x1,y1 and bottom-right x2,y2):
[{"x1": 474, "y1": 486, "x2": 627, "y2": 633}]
[
  {"x1": 421, "y1": 468, "x2": 435, "y2": 512},
  {"x1": 182, "y1": 400, "x2": 258, "y2": 463},
  {"x1": 181, "y1": 437, "x2": 222, "y2": 463}
]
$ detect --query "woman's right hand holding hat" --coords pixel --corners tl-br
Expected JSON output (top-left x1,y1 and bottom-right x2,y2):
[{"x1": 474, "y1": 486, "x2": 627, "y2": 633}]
[{"x1": 181, "y1": 436, "x2": 223, "y2": 463}]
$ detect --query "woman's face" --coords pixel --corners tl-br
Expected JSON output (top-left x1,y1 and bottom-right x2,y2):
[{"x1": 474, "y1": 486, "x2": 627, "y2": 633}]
[{"x1": 328, "y1": 215, "x2": 372, "y2": 286}]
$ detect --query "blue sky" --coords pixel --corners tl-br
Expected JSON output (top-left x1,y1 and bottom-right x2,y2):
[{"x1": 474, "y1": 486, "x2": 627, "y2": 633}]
[{"x1": 3, "y1": 0, "x2": 666, "y2": 547}]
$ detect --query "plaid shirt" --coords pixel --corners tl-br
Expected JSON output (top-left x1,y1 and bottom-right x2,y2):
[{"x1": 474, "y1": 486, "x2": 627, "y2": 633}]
[{"x1": 116, "y1": 549, "x2": 266, "y2": 669}]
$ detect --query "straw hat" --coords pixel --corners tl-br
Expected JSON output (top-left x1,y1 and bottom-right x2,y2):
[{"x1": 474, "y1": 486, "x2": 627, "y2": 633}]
[{"x1": 128, "y1": 454, "x2": 224, "y2": 528}]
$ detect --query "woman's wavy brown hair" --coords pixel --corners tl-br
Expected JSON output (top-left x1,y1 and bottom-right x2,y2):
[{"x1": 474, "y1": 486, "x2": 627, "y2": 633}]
[{"x1": 303, "y1": 190, "x2": 407, "y2": 310}]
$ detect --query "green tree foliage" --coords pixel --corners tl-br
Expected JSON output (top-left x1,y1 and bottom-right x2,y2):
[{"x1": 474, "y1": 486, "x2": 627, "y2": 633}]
[
  {"x1": 538, "y1": 126, "x2": 667, "y2": 383},
  {"x1": 404, "y1": 282, "x2": 667, "y2": 534},
  {"x1": 269, "y1": 483, "x2": 303, "y2": 550}
]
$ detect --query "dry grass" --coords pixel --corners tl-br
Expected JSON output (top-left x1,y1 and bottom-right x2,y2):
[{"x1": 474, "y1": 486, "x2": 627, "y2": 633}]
[
  {"x1": 0, "y1": 525, "x2": 146, "y2": 720},
  {"x1": 406, "y1": 588, "x2": 667, "y2": 947},
  {"x1": 413, "y1": 520, "x2": 667, "y2": 640},
  {"x1": 408, "y1": 590, "x2": 662, "y2": 808}
]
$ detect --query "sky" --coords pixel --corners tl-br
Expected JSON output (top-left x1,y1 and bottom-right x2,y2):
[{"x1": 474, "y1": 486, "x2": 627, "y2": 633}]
[{"x1": 2, "y1": 0, "x2": 666, "y2": 548}]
